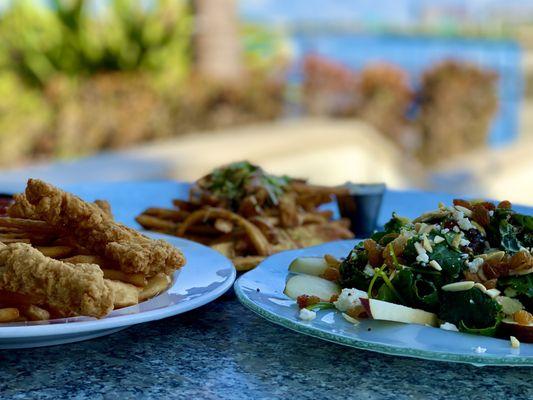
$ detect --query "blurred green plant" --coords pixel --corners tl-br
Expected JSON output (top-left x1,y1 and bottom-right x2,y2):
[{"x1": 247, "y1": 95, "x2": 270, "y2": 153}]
[{"x1": 0, "y1": 0, "x2": 192, "y2": 87}]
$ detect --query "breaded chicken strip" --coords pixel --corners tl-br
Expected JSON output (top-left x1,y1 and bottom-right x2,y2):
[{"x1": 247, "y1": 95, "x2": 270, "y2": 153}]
[
  {"x1": 0, "y1": 243, "x2": 113, "y2": 318},
  {"x1": 9, "y1": 179, "x2": 185, "y2": 276}
]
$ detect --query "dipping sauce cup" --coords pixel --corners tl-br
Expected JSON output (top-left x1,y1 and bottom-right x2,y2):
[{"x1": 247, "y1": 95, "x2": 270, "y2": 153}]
[{"x1": 336, "y1": 183, "x2": 385, "y2": 238}]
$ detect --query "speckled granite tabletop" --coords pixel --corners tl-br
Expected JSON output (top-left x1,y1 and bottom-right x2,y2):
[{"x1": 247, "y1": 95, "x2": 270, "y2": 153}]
[
  {"x1": 0, "y1": 182, "x2": 531, "y2": 399},
  {"x1": 1, "y1": 290, "x2": 531, "y2": 400}
]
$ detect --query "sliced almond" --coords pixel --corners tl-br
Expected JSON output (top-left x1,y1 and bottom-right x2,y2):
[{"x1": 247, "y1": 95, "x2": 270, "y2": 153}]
[
  {"x1": 429, "y1": 260, "x2": 442, "y2": 271},
  {"x1": 455, "y1": 205, "x2": 473, "y2": 217},
  {"x1": 473, "y1": 282, "x2": 488, "y2": 293},
  {"x1": 510, "y1": 336, "x2": 520, "y2": 349},
  {"x1": 485, "y1": 288, "x2": 501, "y2": 298},
  {"x1": 442, "y1": 281, "x2": 475, "y2": 292},
  {"x1": 422, "y1": 236, "x2": 433, "y2": 253}
]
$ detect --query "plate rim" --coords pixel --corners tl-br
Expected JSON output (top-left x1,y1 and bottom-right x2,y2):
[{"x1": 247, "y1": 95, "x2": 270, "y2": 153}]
[
  {"x1": 0, "y1": 234, "x2": 236, "y2": 338},
  {"x1": 234, "y1": 240, "x2": 533, "y2": 367}
]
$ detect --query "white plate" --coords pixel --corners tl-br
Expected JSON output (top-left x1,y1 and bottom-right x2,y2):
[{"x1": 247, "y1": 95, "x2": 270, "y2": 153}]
[
  {"x1": 0, "y1": 233, "x2": 236, "y2": 349},
  {"x1": 235, "y1": 240, "x2": 533, "y2": 367}
]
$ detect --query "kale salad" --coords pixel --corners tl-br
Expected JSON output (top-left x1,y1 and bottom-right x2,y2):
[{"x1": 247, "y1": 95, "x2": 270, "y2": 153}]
[{"x1": 284, "y1": 199, "x2": 533, "y2": 345}]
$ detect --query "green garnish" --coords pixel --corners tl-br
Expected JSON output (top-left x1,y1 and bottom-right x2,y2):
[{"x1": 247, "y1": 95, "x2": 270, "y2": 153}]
[{"x1": 203, "y1": 161, "x2": 290, "y2": 209}]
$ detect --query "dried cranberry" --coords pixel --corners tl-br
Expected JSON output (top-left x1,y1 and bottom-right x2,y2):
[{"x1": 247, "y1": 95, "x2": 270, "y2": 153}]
[{"x1": 464, "y1": 228, "x2": 485, "y2": 254}]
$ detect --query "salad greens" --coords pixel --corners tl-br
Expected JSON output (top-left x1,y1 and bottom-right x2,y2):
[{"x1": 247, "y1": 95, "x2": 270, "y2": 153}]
[
  {"x1": 337, "y1": 199, "x2": 532, "y2": 337},
  {"x1": 199, "y1": 161, "x2": 291, "y2": 209}
]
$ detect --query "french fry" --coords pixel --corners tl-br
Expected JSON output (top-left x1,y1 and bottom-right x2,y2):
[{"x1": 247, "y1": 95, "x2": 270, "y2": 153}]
[
  {"x1": 21, "y1": 305, "x2": 50, "y2": 321},
  {"x1": 139, "y1": 273, "x2": 171, "y2": 301},
  {"x1": 144, "y1": 207, "x2": 189, "y2": 221},
  {"x1": 0, "y1": 237, "x2": 31, "y2": 244},
  {"x1": 0, "y1": 217, "x2": 52, "y2": 232},
  {"x1": 186, "y1": 225, "x2": 221, "y2": 236},
  {"x1": 105, "y1": 280, "x2": 139, "y2": 308},
  {"x1": 36, "y1": 245, "x2": 74, "y2": 258},
  {"x1": 172, "y1": 199, "x2": 195, "y2": 211},
  {"x1": 102, "y1": 269, "x2": 147, "y2": 287},
  {"x1": 136, "y1": 214, "x2": 177, "y2": 232},
  {"x1": 232, "y1": 256, "x2": 265, "y2": 272},
  {"x1": 0, "y1": 233, "x2": 31, "y2": 239},
  {"x1": 0, "y1": 307, "x2": 20, "y2": 322},
  {"x1": 178, "y1": 208, "x2": 271, "y2": 256},
  {"x1": 63, "y1": 254, "x2": 105, "y2": 265}
]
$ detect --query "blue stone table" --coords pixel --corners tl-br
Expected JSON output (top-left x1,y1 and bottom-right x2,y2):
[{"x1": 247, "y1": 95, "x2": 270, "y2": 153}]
[{"x1": 0, "y1": 182, "x2": 531, "y2": 399}]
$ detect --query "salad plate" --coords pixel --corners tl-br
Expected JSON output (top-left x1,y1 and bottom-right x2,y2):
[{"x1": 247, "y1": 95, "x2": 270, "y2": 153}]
[
  {"x1": 235, "y1": 240, "x2": 533, "y2": 366},
  {"x1": 0, "y1": 233, "x2": 236, "y2": 349}
]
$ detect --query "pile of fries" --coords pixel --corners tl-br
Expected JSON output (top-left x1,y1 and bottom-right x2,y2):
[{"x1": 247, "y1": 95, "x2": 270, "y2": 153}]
[
  {"x1": 137, "y1": 161, "x2": 354, "y2": 271},
  {"x1": 0, "y1": 181, "x2": 183, "y2": 323}
]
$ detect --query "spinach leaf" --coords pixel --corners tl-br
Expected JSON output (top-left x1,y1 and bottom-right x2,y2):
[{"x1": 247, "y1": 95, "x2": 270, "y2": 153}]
[
  {"x1": 439, "y1": 288, "x2": 503, "y2": 332},
  {"x1": 459, "y1": 320, "x2": 499, "y2": 337},
  {"x1": 338, "y1": 248, "x2": 372, "y2": 290},
  {"x1": 499, "y1": 220, "x2": 521, "y2": 253},
  {"x1": 383, "y1": 212, "x2": 410, "y2": 233},
  {"x1": 428, "y1": 241, "x2": 463, "y2": 282},
  {"x1": 376, "y1": 283, "x2": 398, "y2": 303},
  {"x1": 390, "y1": 268, "x2": 439, "y2": 312},
  {"x1": 413, "y1": 279, "x2": 439, "y2": 309},
  {"x1": 498, "y1": 275, "x2": 533, "y2": 299},
  {"x1": 512, "y1": 214, "x2": 533, "y2": 230}
]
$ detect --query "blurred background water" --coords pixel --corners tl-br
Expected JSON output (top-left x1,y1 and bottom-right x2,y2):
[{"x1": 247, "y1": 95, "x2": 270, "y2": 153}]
[{"x1": 0, "y1": 0, "x2": 531, "y2": 204}]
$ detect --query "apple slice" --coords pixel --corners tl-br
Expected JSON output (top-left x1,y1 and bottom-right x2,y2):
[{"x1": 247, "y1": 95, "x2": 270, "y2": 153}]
[
  {"x1": 284, "y1": 274, "x2": 340, "y2": 302},
  {"x1": 500, "y1": 318, "x2": 533, "y2": 343},
  {"x1": 288, "y1": 257, "x2": 329, "y2": 276},
  {"x1": 360, "y1": 298, "x2": 438, "y2": 327}
]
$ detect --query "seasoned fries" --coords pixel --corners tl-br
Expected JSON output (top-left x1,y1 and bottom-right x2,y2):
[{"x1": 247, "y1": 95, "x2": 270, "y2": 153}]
[
  {"x1": 0, "y1": 179, "x2": 183, "y2": 323},
  {"x1": 137, "y1": 161, "x2": 354, "y2": 271}
]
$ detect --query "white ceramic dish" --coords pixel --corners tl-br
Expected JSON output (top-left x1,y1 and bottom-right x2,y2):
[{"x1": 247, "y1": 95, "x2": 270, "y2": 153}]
[
  {"x1": 0, "y1": 233, "x2": 236, "y2": 349},
  {"x1": 235, "y1": 240, "x2": 532, "y2": 367}
]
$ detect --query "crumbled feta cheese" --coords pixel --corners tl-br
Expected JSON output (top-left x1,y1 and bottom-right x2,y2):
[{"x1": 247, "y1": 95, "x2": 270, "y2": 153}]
[
  {"x1": 440, "y1": 322, "x2": 459, "y2": 332},
  {"x1": 466, "y1": 257, "x2": 484, "y2": 273},
  {"x1": 441, "y1": 228, "x2": 450, "y2": 234},
  {"x1": 299, "y1": 308, "x2": 316, "y2": 321},
  {"x1": 459, "y1": 238, "x2": 470, "y2": 247},
  {"x1": 429, "y1": 260, "x2": 442, "y2": 271},
  {"x1": 473, "y1": 346, "x2": 487, "y2": 354},
  {"x1": 451, "y1": 208, "x2": 475, "y2": 230},
  {"x1": 414, "y1": 242, "x2": 429, "y2": 263},
  {"x1": 453, "y1": 225, "x2": 461, "y2": 233},
  {"x1": 489, "y1": 210, "x2": 494, "y2": 217},
  {"x1": 510, "y1": 336, "x2": 520, "y2": 349},
  {"x1": 363, "y1": 264, "x2": 375, "y2": 277},
  {"x1": 433, "y1": 235, "x2": 445, "y2": 244},
  {"x1": 334, "y1": 288, "x2": 364, "y2": 312}
]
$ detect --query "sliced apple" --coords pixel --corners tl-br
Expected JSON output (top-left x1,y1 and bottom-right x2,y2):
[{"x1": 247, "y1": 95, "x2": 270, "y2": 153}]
[
  {"x1": 284, "y1": 274, "x2": 340, "y2": 302},
  {"x1": 500, "y1": 318, "x2": 533, "y2": 343},
  {"x1": 360, "y1": 298, "x2": 438, "y2": 327},
  {"x1": 288, "y1": 257, "x2": 329, "y2": 276}
]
